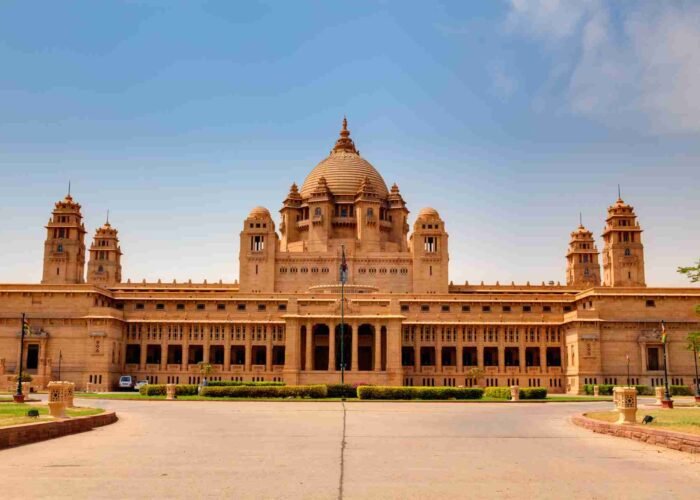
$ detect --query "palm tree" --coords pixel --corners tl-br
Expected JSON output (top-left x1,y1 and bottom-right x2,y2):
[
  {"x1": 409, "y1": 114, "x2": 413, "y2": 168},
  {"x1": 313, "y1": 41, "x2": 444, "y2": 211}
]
[
  {"x1": 687, "y1": 332, "x2": 700, "y2": 400},
  {"x1": 198, "y1": 362, "x2": 213, "y2": 387}
]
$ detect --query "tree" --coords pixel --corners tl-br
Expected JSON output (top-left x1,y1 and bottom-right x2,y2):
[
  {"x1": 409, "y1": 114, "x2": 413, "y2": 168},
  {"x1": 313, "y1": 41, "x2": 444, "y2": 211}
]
[
  {"x1": 198, "y1": 362, "x2": 213, "y2": 387},
  {"x1": 465, "y1": 367, "x2": 484, "y2": 385},
  {"x1": 677, "y1": 259, "x2": 700, "y2": 283},
  {"x1": 687, "y1": 332, "x2": 700, "y2": 398}
]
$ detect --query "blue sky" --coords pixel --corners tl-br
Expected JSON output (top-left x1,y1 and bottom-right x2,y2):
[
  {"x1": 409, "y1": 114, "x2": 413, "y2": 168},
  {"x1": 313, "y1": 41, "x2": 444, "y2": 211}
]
[{"x1": 0, "y1": 0, "x2": 698, "y2": 286}]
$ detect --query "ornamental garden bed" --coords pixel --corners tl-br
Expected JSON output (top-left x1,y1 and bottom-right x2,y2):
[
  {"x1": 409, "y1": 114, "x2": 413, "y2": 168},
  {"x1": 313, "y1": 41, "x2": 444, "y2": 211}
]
[
  {"x1": 583, "y1": 409, "x2": 700, "y2": 436},
  {"x1": 0, "y1": 403, "x2": 104, "y2": 428}
]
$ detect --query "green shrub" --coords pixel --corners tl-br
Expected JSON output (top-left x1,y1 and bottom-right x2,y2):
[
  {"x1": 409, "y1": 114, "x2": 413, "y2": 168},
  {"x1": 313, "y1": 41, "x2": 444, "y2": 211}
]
[
  {"x1": 200, "y1": 385, "x2": 327, "y2": 398},
  {"x1": 519, "y1": 387, "x2": 547, "y2": 399},
  {"x1": 326, "y1": 384, "x2": 358, "y2": 398},
  {"x1": 483, "y1": 387, "x2": 511, "y2": 400},
  {"x1": 583, "y1": 384, "x2": 615, "y2": 395},
  {"x1": 139, "y1": 384, "x2": 198, "y2": 396},
  {"x1": 356, "y1": 386, "x2": 484, "y2": 400},
  {"x1": 633, "y1": 385, "x2": 654, "y2": 396},
  {"x1": 207, "y1": 380, "x2": 285, "y2": 387},
  {"x1": 670, "y1": 385, "x2": 693, "y2": 396}
]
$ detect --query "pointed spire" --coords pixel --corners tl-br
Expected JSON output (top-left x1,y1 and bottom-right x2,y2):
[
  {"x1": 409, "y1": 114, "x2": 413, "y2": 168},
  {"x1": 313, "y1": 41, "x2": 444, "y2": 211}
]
[
  {"x1": 579, "y1": 212, "x2": 583, "y2": 228},
  {"x1": 332, "y1": 116, "x2": 358, "y2": 154},
  {"x1": 617, "y1": 183, "x2": 622, "y2": 201},
  {"x1": 65, "y1": 180, "x2": 73, "y2": 202},
  {"x1": 105, "y1": 209, "x2": 110, "y2": 227}
]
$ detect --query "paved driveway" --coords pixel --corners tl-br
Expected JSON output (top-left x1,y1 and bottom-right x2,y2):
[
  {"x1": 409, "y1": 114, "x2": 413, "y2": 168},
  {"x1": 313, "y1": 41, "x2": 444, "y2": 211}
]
[{"x1": 1, "y1": 399, "x2": 698, "y2": 499}]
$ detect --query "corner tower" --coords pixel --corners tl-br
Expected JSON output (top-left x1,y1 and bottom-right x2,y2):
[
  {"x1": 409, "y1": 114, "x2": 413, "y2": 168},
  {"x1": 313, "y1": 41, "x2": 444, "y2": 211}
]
[
  {"x1": 410, "y1": 207, "x2": 449, "y2": 293},
  {"x1": 566, "y1": 219, "x2": 600, "y2": 287},
  {"x1": 87, "y1": 216, "x2": 122, "y2": 286},
  {"x1": 42, "y1": 192, "x2": 87, "y2": 284},
  {"x1": 239, "y1": 206, "x2": 278, "y2": 293},
  {"x1": 602, "y1": 195, "x2": 646, "y2": 287}
]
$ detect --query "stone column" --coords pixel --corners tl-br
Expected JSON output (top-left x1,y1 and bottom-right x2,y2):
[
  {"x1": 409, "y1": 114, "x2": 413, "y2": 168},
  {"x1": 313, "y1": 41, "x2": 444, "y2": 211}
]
[
  {"x1": 306, "y1": 324, "x2": 313, "y2": 371},
  {"x1": 654, "y1": 386, "x2": 664, "y2": 405},
  {"x1": 182, "y1": 326, "x2": 189, "y2": 373},
  {"x1": 374, "y1": 325, "x2": 382, "y2": 371},
  {"x1": 223, "y1": 331, "x2": 231, "y2": 373},
  {"x1": 415, "y1": 326, "x2": 422, "y2": 372},
  {"x1": 436, "y1": 325, "x2": 443, "y2": 373},
  {"x1": 203, "y1": 325, "x2": 211, "y2": 364},
  {"x1": 456, "y1": 326, "x2": 464, "y2": 374},
  {"x1": 139, "y1": 339, "x2": 147, "y2": 370},
  {"x1": 351, "y1": 322, "x2": 359, "y2": 372},
  {"x1": 328, "y1": 323, "x2": 336, "y2": 372},
  {"x1": 613, "y1": 386, "x2": 637, "y2": 424},
  {"x1": 266, "y1": 326, "x2": 273, "y2": 373},
  {"x1": 385, "y1": 320, "x2": 403, "y2": 385},
  {"x1": 244, "y1": 324, "x2": 252, "y2": 372}
]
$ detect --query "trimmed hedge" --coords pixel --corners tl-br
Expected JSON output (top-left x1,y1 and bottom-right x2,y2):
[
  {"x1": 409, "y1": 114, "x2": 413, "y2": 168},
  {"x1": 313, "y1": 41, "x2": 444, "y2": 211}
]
[
  {"x1": 140, "y1": 384, "x2": 198, "y2": 396},
  {"x1": 519, "y1": 387, "x2": 547, "y2": 399},
  {"x1": 357, "y1": 386, "x2": 484, "y2": 400},
  {"x1": 200, "y1": 385, "x2": 327, "y2": 398},
  {"x1": 206, "y1": 380, "x2": 285, "y2": 387},
  {"x1": 326, "y1": 384, "x2": 358, "y2": 398},
  {"x1": 583, "y1": 384, "x2": 655, "y2": 396},
  {"x1": 484, "y1": 387, "x2": 511, "y2": 400},
  {"x1": 671, "y1": 385, "x2": 693, "y2": 396}
]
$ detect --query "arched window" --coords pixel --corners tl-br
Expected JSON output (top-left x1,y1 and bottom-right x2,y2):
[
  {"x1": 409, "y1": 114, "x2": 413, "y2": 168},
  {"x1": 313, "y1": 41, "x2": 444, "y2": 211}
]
[
  {"x1": 624, "y1": 248, "x2": 631, "y2": 256},
  {"x1": 367, "y1": 208, "x2": 374, "y2": 217},
  {"x1": 57, "y1": 244, "x2": 63, "y2": 253},
  {"x1": 98, "y1": 265, "x2": 104, "y2": 273},
  {"x1": 314, "y1": 207, "x2": 322, "y2": 217}
]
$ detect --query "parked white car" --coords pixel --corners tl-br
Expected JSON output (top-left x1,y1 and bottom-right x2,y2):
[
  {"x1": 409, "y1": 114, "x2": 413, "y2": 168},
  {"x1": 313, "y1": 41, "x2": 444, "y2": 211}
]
[
  {"x1": 119, "y1": 375, "x2": 135, "y2": 391},
  {"x1": 134, "y1": 380, "x2": 149, "y2": 391}
]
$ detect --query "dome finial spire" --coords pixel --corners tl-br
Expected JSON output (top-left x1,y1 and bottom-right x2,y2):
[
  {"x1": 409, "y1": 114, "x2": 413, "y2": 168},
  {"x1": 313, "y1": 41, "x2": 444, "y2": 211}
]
[{"x1": 332, "y1": 116, "x2": 357, "y2": 154}]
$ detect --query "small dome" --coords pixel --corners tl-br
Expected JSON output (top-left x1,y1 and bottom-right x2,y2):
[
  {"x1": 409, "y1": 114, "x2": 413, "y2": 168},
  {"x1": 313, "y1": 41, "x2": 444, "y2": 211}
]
[
  {"x1": 248, "y1": 206, "x2": 271, "y2": 219},
  {"x1": 417, "y1": 207, "x2": 440, "y2": 219}
]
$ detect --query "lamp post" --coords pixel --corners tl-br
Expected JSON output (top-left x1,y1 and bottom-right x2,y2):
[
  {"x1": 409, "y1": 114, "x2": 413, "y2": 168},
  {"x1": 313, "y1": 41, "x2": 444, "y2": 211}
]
[
  {"x1": 339, "y1": 245, "x2": 347, "y2": 385},
  {"x1": 626, "y1": 353, "x2": 630, "y2": 387},
  {"x1": 692, "y1": 338, "x2": 700, "y2": 403},
  {"x1": 661, "y1": 320, "x2": 673, "y2": 409},
  {"x1": 58, "y1": 350, "x2": 63, "y2": 381},
  {"x1": 14, "y1": 313, "x2": 27, "y2": 403}
]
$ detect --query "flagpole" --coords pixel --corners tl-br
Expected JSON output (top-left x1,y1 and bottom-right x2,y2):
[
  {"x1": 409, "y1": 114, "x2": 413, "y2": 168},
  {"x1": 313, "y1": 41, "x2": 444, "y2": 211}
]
[
  {"x1": 661, "y1": 320, "x2": 673, "y2": 408},
  {"x1": 340, "y1": 244, "x2": 346, "y2": 385},
  {"x1": 15, "y1": 313, "x2": 26, "y2": 402}
]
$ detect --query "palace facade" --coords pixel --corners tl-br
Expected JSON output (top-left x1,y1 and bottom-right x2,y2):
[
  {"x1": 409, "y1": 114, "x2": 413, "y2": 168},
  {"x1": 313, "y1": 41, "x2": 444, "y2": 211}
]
[{"x1": 1, "y1": 120, "x2": 699, "y2": 394}]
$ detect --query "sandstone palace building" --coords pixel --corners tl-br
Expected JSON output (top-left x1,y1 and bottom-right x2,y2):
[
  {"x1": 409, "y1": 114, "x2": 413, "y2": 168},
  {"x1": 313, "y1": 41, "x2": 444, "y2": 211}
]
[{"x1": 1, "y1": 120, "x2": 699, "y2": 394}]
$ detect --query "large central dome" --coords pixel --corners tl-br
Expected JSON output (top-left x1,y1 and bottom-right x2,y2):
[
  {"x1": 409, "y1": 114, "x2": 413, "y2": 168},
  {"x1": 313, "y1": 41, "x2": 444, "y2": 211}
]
[{"x1": 300, "y1": 119, "x2": 389, "y2": 199}]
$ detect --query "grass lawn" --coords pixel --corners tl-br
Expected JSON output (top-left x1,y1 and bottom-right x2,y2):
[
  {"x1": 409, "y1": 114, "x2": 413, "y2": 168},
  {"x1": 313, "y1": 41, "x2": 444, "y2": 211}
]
[
  {"x1": 74, "y1": 392, "x2": 611, "y2": 403},
  {"x1": 585, "y1": 409, "x2": 700, "y2": 435},
  {"x1": 0, "y1": 403, "x2": 104, "y2": 427}
]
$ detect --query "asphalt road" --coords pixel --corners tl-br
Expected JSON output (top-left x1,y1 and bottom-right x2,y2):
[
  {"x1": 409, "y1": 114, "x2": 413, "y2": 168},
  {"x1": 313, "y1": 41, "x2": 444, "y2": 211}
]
[{"x1": 1, "y1": 398, "x2": 698, "y2": 499}]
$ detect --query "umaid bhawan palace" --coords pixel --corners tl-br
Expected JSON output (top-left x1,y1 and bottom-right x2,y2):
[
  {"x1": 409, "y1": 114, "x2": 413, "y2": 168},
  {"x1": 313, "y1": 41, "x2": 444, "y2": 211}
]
[{"x1": 1, "y1": 119, "x2": 699, "y2": 394}]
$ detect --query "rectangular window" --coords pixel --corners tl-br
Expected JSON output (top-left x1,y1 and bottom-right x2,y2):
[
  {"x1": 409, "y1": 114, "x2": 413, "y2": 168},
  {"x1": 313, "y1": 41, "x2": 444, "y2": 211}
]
[
  {"x1": 563, "y1": 306, "x2": 572, "y2": 312},
  {"x1": 135, "y1": 303, "x2": 144, "y2": 310},
  {"x1": 647, "y1": 347, "x2": 660, "y2": 371},
  {"x1": 646, "y1": 300, "x2": 655, "y2": 308},
  {"x1": 441, "y1": 305, "x2": 450, "y2": 312},
  {"x1": 116, "y1": 303, "x2": 124, "y2": 310},
  {"x1": 278, "y1": 303, "x2": 287, "y2": 311},
  {"x1": 502, "y1": 305, "x2": 511, "y2": 312},
  {"x1": 482, "y1": 305, "x2": 491, "y2": 313},
  {"x1": 421, "y1": 304, "x2": 430, "y2": 312},
  {"x1": 237, "y1": 303, "x2": 246, "y2": 311},
  {"x1": 523, "y1": 305, "x2": 532, "y2": 313},
  {"x1": 257, "y1": 304, "x2": 266, "y2": 311},
  {"x1": 176, "y1": 303, "x2": 185, "y2": 311},
  {"x1": 543, "y1": 306, "x2": 552, "y2": 313},
  {"x1": 156, "y1": 303, "x2": 165, "y2": 310},
  {"x1": 461, "y1": 305, "x2": 470, "y2": 312},
  {"x1": 217, "y1": 303, "x2": 226, "y2": 311},
  {"x1": 196, "y1": 304, "x2": 205, "y2": 311},
  {"x1": 400, "y1": 304, "x2": 409, "y2": 312}
]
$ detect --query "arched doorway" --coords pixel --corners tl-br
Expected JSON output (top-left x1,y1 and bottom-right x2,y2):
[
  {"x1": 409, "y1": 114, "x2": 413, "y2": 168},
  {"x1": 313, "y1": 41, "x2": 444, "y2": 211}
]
[
  {"x1": 313, "y1": 324, "x2": 329, "y2": 370},
  {"x1": 358, "y1": 324, "x2": 375, "y2": 371},
  {"x1": 334, "y1": 323, "x2": 352, "y2": 371}
]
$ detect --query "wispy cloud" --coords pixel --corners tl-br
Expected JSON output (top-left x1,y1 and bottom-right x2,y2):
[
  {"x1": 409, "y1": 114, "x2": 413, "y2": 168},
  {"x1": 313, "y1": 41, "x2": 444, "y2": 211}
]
[
  {"x1": 489, "y1": 62, "x2": 517, "y2": 100},
  {"x1": 506, "y1": 0, "x2": 700, "y2": 135}
]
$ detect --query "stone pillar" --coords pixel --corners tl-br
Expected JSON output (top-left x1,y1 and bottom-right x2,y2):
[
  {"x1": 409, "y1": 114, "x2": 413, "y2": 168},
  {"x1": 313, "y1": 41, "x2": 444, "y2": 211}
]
[
  {"x1": 266, "y1": 328, "x2": 273, "y2": 373},
  {"x1": 654, "y1": 386, "x2": 664, "y2": 405},
  {"x1": 306, "y1": 326, "x2": 313, "y2": 371},
  {"x1": 244, "y1": 324, "x2": 252, "y2": 373},
  {"x1": 456, "y1": 327, "x2": 464, "y2": 374},
  {"x1": 139, "y1": 340, "x2": 147, "y2": 370},
  {"x1": 182, "y1": 328, "x2": 190, "y2": 373},
  {"x1": 166, "y1": 383, "x2": 177, "y2": 400},
  {"x1": 64, "y1": 382, "x2": 75, "y2": 408},
  {"x1": 593, "y1": 385, "x2": 600, "y2": 397},
  {"x1": 374, "y1": 326, "x2": 382, "y2": 372},
  {"x1": 328, "y1": 323, "x2": 336, "y2": 372},
  {"x1": 510, "y1": 385, "x2": 520, "y2": 401},
  {"x1": 47, "y1": 381, "x2": 67, "y2": 418},
  {"x1": 223, "y1": 337, "x2": 231, "y2": 372},
  {"x1": 351, "y1": 323, "x2": 359, "y2": 372},
  {"x1": 203, "y1": 325, "x2": 211, "y2": 364},
  {"x1": 613, "y1": 386, "x2": 637, "y2": 425},
  {"x1": 436, "y1": 326, "x2": 443, "y2": 373},
  {"x1": 415, "y1": 327, "x2": 422, "y2": 372}
]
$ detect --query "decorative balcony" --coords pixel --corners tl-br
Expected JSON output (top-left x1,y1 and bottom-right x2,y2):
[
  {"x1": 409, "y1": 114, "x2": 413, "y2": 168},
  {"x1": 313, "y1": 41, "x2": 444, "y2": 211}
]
[
  {"x1": 252, "y1": 364, "x2": 266, "y2": 372},
  {"x1": 547, "y1": 366, "x2": 562, "y2": 374},
  {"x1": 442, "y1": 366, "x2": 457, "y2": 374},
  {"x1": 167, "y1": 364, "x2": 181, "y2": 371},
  {"x1": 421, "y1": 366, "x2": 436, "y2": 374}
]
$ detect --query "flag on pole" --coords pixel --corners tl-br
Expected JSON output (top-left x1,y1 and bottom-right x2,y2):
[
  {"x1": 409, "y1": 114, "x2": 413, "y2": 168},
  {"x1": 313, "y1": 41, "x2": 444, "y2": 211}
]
[
  {"x1": 22, "y1": 317, "x2": 30, "y2": 336},
  {"x1": 340, "y1": 246, "x2": 348, "y2": 284},
  {"x1": 660, "y1": 321, "x2": 667, "y2": 344}
]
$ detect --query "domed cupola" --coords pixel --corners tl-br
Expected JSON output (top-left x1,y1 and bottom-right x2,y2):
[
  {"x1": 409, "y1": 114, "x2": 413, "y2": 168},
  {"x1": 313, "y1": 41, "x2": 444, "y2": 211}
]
[{"x1": 300, "y1": 118, "x2": 389, "y2": 199}]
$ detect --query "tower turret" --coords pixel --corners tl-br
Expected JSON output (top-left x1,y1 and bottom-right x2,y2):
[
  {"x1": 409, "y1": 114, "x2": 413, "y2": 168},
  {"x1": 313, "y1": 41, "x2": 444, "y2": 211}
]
[
  {"x1": 239, "y1": 206, "x2": 278, "y2": 293},
  {"x1": 42, "y1": 191, "x2": 87, "y2": 284},
  {"x1": 87, "y1": 215, "x2": 122, "y2": 286},
  {"x1": 602, "y1": 194, "x2": 646, "y2": 287},
  {"x1": 566, "y1": 218, "x2": 600, "y2": 287},
  {"x1": 410, "y1": 207, "x2": 449, "y2": 293}
]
